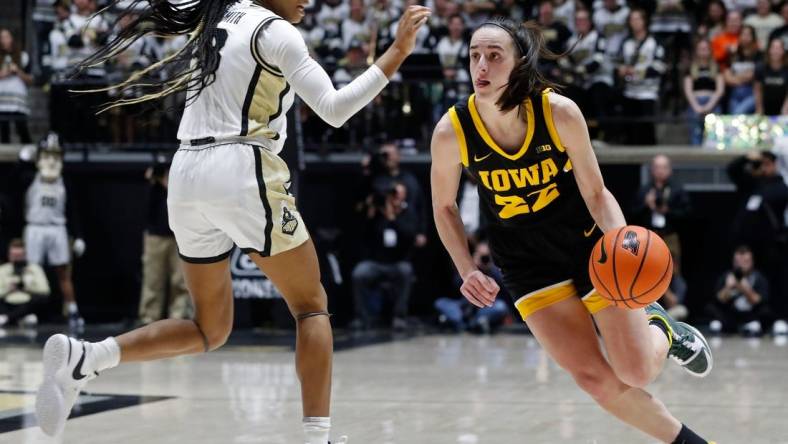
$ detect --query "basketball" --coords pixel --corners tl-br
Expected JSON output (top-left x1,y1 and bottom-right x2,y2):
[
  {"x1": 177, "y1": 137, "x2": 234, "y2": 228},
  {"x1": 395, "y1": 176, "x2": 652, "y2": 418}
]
[{"x1": 588, "y1": 225, "x2": 673, "y2": 309}]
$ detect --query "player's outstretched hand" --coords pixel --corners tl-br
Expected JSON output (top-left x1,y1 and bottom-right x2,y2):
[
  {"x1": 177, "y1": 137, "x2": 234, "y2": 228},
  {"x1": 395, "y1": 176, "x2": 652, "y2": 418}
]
[
  {"x1": 460, "y1": 270, "x2": 499, "y2": 308},
  {"x1": 392, "y1": 5, "x2": 431, "y2": 55}
]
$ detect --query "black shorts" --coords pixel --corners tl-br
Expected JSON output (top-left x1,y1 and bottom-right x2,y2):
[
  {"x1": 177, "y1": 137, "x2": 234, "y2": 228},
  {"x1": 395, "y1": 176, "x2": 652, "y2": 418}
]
[{"x1": 487, "y1": 212, "x2": 610, "y2": 319}]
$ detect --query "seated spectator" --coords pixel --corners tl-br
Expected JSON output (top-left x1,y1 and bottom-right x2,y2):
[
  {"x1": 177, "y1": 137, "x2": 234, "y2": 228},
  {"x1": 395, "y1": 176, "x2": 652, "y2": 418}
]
[
  {"x1": 351, "y1": 182, "x2": 418, "y2": 331},
  {"x1": 389, "y1": 0, "x2": 434, "y2": 54},
  {"x1": 61, "y1": 0, "x2": 110, "y2": 77},
  {"x1": 462, "y1": 0, "x2": 499, "y2": 29},
  {"x1": 754, "y1": 38, "x2": 788, "y2": 116},
  {"x1": 744, "y1": 0, "x2": 785, "y2": 50},
  {"x1": 723, "y1": 25, "x2": 761, "y2": 114},
  {"x1": 683, "y1": 39, "x2": 724, "y2": 145},
  {"x1": 711, "y1": 10, "x2": 742, "y2": 68},
  {"x1": 434, "y1": 240, "x2": 511, "y2": 333},
  {"x1": 43, "y1": 1, "x2": 73, "y2": 78},
  {"x1": 0, "y1": 239, "x2": 50, "y2": 328},
  {"x1": 616, "y1": 9, "x2": 666, "y2": 145},
  {"x1": 707, "y1": 245, "x2": 771, "y2": 335},
  {"x1": 537, "y1": 0, "x2": 572, "y2": 79},
  {"x1": 697, "y1": 0, "x2": 727, "y2": 40},
  {"x1": 594, "y1": 0, "x2": 631, "y2": 57},
  {"x1": 661, "y1": 262, "x2": 689, "y2": 321},
  {"x1": 0, "y1": 28, "x2": 33, "y2": 144}
]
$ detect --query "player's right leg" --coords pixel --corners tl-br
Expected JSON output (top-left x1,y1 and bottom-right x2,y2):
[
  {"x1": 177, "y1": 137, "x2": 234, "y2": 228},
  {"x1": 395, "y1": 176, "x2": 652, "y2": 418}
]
[
  {"x1": 35, "y1": 257, "x2": 234, "y2": 436},
  {"x1": 524, "y1": 296, "x2": 713, "y2": 443}
]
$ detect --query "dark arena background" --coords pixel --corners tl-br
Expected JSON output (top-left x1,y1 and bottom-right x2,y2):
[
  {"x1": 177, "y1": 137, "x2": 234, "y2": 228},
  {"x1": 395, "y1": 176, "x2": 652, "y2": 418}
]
[{"x1": 0, "y1": 0, "x2": 787, "y2": 442}]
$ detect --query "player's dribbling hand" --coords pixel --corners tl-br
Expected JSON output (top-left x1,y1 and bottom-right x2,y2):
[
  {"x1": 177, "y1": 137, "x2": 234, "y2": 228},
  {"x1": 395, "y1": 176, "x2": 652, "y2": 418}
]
[
  {"x1": 392, "y1": 5, "x2": 431, "y2": 55},
  {"x1": 460, "y1": 270, "x2": 499, "y2": 308}
]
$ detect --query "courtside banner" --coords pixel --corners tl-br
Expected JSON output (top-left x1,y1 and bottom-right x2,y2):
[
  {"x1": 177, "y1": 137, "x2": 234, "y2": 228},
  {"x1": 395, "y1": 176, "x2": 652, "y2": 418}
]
[{"x1": 230, "y1": 248, "x2": 282, "y2": 299}]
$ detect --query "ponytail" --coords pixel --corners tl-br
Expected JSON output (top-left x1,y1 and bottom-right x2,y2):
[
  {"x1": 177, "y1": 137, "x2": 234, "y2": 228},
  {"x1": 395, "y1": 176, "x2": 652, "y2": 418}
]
[
  {"x1": 76, "y1": 0, "x2": 237, "y2": 112},
  {"x1": 476, "y1": 19, "x2": 562, "y2": 112}
]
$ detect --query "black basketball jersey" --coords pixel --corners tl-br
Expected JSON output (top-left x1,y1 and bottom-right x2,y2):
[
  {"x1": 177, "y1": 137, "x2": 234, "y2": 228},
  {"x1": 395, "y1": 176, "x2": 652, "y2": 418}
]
[{"x1": 448, "y1": 89, "x2": 591, "y2": 229}]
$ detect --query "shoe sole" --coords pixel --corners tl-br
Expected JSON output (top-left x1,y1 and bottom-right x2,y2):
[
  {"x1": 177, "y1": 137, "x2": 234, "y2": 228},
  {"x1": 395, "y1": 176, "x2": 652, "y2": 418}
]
[
  {"x1": 36, "y1": 334, "x2": 70, "y2": 436},
  {"x1": 681, "y1": 323, "x2": 714, "y2": 378}
]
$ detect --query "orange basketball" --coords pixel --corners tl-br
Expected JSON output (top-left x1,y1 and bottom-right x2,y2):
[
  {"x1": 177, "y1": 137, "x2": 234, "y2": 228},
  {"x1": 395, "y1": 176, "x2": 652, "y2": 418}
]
[{"x1": 588, "y1": 225, "x2": 673, "y2": 309}]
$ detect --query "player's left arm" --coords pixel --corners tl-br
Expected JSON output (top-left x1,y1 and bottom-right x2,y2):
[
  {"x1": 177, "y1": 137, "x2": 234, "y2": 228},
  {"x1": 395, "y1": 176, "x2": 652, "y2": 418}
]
[{"x1": 549, "y1": 92, "x2": 626, "y2": 233}]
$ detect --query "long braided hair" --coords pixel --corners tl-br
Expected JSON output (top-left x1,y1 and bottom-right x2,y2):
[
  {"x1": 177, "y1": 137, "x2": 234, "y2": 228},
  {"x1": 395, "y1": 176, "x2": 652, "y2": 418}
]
[{"x1": 76, "y1": 0, "x2": 238, "y2": 111}]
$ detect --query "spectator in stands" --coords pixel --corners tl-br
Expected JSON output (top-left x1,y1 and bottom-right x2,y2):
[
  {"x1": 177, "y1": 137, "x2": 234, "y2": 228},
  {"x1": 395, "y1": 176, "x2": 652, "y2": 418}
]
[
  {"x1": 435, "y1": 14, "x2": 470, "y2": 107},
  {"x1": 698, "y1": 0, "x2": 727, "y2": 40},
  {"x1": 745, "y1": 0, "x2": 785, "y2": 50},
  {"x1": 683, "y1": 39, "x2": 725, "y2": 145},
  {"x1": 0, "y1": 28, "x2": 33, "y2": 144},
  {"x1": 562, "y1": 8, "x2": 614, "y2": 139},
  {"x1": 617, "y1": 9, "x2": 666, "y2": 145},
  {"x1": 43, "y1": 1, "x2": 73, "y2": 78},
  {"x1": 553, "y1": 0, "x2": 576, "y2": 32},
  {"x1": 138, "y1": 162, "x2": 191, "y2": 325},
  {"x1": 594, "y1": 0, "x2": 631, "y2": 57},
  {"x1": 0, "y1": 239, "x2": 50, "y2": 328},
  {"x1": 61, "y1": 0, "x2": 110, "y2": 76},
  {"x1": 342, "y1": 0, "x2": 371, "y2": 51},
  {"x1": 537, "y1": 0, "x2": 572, "y2": 74},
  {"x1": 708, "y1": 245, "x2": 771, "y2": 335},
  {"x1": 754, "y1": 37, "x2": 788, "y2": 115},
  {"x1": 315, "y1": 0, "x2": 347, "y2": 65},
  {"x1": 712, "y1": 10, "x2": 742, "y2": 67},
  {"x1": 462, "y1": 0, "x2": 499, "y2": 29},
  {"x1": 724, "y1": 25, "x2": 761, "y2": 114},
  {"x1": 431, "y1": 0, "x2": 464, "y2": 30},
  {"x1": 727, "y1": 150, "x2": 788, "y2": 334},
  {"x1": 389, "y1": 0, "x2": 433, "y2": 54},
  {"x1": 495, "y1": 0, "x2": 526, "y2": 23},
  {"x1": 351, "y1": 182, "x2": 418, "y2": 331},
  {"x1": 434, "y1": 240, "x2": 511, "y2": 333},
  {"x1": 632, "y1": 155, "x2": 691, "y2": 318}
]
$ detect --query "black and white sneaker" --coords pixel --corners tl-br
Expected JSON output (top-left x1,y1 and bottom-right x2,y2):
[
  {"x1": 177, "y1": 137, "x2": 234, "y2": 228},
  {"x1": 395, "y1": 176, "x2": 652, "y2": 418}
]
[{"x1": 36, "y1": 334, "x2": 97, "y2": 436}]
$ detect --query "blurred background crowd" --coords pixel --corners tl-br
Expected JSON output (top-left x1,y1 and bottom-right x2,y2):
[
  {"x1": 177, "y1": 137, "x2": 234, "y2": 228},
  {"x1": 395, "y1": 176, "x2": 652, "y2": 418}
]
[{"x1": 0, "y1": 0, "x2": 786, "y2": 339}]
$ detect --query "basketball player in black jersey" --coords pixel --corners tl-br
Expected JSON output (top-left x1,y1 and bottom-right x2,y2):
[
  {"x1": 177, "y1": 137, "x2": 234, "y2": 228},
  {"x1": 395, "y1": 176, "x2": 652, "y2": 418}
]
[{"x1": 431, "y1": 18, "x2": 716, "y2": 444}]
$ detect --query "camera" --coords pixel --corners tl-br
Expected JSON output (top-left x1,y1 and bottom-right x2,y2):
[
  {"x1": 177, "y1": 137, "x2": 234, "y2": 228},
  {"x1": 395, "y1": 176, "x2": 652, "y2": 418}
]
[
  {"x1": 733, "y1": 267, "x2": 745, "y2": 280},
  {"x1": 479, "y1": 254, "x2": 491, "y2": 265}
]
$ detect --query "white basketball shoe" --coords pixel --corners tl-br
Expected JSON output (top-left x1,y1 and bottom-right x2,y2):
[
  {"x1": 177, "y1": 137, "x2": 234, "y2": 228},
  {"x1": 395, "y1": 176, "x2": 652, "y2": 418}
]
[{"x1": 36, "y1": 334, "x2": 98, "y2": 436}]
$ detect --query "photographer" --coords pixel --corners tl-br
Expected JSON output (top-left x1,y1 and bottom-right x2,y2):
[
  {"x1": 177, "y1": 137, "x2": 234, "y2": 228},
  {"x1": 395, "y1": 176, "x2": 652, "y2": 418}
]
[
  {"x1": 138, "y1": 160, "x2": 191, "y2": 325},
  {"x1": 362, "y1": 142, "x2": 427, "y2": 248},
  {"x1": 727, "y1": 150, "x2": 788, "y2": 333},
  {"x1": 707, "y1": 245, "x2": 771, "y2": 335},
  {"x1": 351, "y1": 182, "x2": 418, "y2": 331},
  {"x1": 0, "y1": 239, "x2": 50, "y2": 328},
  {"x1": 434, "y1": 240, "x2": 510, "y2": 333}
]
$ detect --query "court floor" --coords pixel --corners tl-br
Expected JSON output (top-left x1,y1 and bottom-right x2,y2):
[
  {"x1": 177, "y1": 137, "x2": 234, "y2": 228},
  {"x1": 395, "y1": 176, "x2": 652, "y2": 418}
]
[{"x1": 0, "y1": 331, "x2": 786, "y2": 443}]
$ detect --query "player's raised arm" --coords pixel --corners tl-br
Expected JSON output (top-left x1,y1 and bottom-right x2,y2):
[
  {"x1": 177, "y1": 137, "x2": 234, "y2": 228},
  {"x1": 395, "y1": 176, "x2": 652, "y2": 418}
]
[
  {"x1": 549, "y1": 92, "x2": 626, "y2": 233},
  {"x1": 259, "y1": 6, "x2": 430, "y2": 128},
  {"x1": 430, "y1": 114, "x2": 497, "y2": 308}
]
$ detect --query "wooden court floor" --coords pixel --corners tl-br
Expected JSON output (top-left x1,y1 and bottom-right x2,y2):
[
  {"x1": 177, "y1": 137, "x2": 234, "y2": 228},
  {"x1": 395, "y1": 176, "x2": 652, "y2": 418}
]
[{"x1": 0, "y1": 331, "x2": 786, "y2": 443}]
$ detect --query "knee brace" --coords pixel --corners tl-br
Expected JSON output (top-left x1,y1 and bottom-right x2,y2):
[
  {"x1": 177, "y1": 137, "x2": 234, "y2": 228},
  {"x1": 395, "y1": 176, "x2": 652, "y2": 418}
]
[{"x1": 296, "y1": 311, "x2": 332, "y2": 321}]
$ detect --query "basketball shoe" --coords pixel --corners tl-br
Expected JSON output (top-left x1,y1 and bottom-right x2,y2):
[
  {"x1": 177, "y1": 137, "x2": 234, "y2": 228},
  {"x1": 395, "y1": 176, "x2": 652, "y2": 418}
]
[
  {"x1": 646, "y1": 302, "x2": 713, "y2": 377},
  {"x1": 36, "y1": 334, "x2": 98, "y2": 436}
]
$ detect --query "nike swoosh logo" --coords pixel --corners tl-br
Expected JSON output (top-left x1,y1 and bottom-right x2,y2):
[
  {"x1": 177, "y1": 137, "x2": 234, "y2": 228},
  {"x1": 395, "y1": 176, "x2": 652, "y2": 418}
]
[
  {"x1": 597, "y1": 240, "x2": 608, "y2": 264},
  {"x1": 72, "y1": 342, "x2": 88, "y2": 380},
  {"x1": 583, "y1": 223, "x2": 597, "y2": 237},
  {"x1": 473, "y1": 152, "x2": 492, "y2": 162}
]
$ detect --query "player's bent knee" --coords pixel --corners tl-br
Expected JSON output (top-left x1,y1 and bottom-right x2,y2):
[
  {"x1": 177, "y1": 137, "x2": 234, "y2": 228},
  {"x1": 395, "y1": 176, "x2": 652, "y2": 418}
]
[
  {"x1": 194, "y1": 320, "x2": 232, "y2": 352},
  {"x1": 612, "y1": 361, "x2": 656, "y2": 389}
]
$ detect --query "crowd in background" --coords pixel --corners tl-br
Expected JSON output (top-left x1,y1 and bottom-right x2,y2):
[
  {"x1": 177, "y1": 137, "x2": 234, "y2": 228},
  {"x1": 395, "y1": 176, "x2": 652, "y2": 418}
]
[{"x1": 0, "y1": 0, "x2": 784, "y2": 148}]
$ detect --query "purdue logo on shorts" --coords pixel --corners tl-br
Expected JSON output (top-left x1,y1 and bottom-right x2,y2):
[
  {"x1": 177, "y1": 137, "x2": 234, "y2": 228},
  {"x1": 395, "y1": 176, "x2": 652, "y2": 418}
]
[{"x1": 282, "y1": 206, "x2": 298, "y2": 236}]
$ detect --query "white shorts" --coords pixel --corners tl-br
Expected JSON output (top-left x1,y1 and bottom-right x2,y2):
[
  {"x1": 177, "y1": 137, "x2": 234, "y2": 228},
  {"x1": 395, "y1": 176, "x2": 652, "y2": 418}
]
[
  {"x1": 168, "y1": 142, "x2": 309, "y2": 263},
  {"x1": 24, "y1": 224, "x2": 70, "y2": 266}
]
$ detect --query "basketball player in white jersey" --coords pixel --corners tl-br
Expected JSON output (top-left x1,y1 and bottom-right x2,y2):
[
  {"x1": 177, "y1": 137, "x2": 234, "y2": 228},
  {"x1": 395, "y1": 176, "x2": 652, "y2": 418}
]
[{"x1": 35, "y1": 1, "x2": 431, "y2": 442}]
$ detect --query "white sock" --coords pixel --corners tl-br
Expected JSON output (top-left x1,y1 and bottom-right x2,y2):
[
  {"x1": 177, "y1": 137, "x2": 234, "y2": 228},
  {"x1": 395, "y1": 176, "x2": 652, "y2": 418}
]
[
  {"x1": 303, "y1": 417, "x2": 330, "y2": 444},
  {"x1": 66, "y1": 302, "x2": 78, "y2": 315},
  {"x1": 88, "y1": 337, "x2": 121, "y2": 373}
]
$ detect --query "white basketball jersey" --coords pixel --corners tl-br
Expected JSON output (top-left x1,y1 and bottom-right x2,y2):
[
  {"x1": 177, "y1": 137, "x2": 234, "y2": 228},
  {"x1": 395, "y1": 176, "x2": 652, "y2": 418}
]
[
  {"x1": 177, "y1": 0, "x2": 295, "y2": 154},
  {"x1": 26, "y1": 174, "x2": 67, "y2": 226}
]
